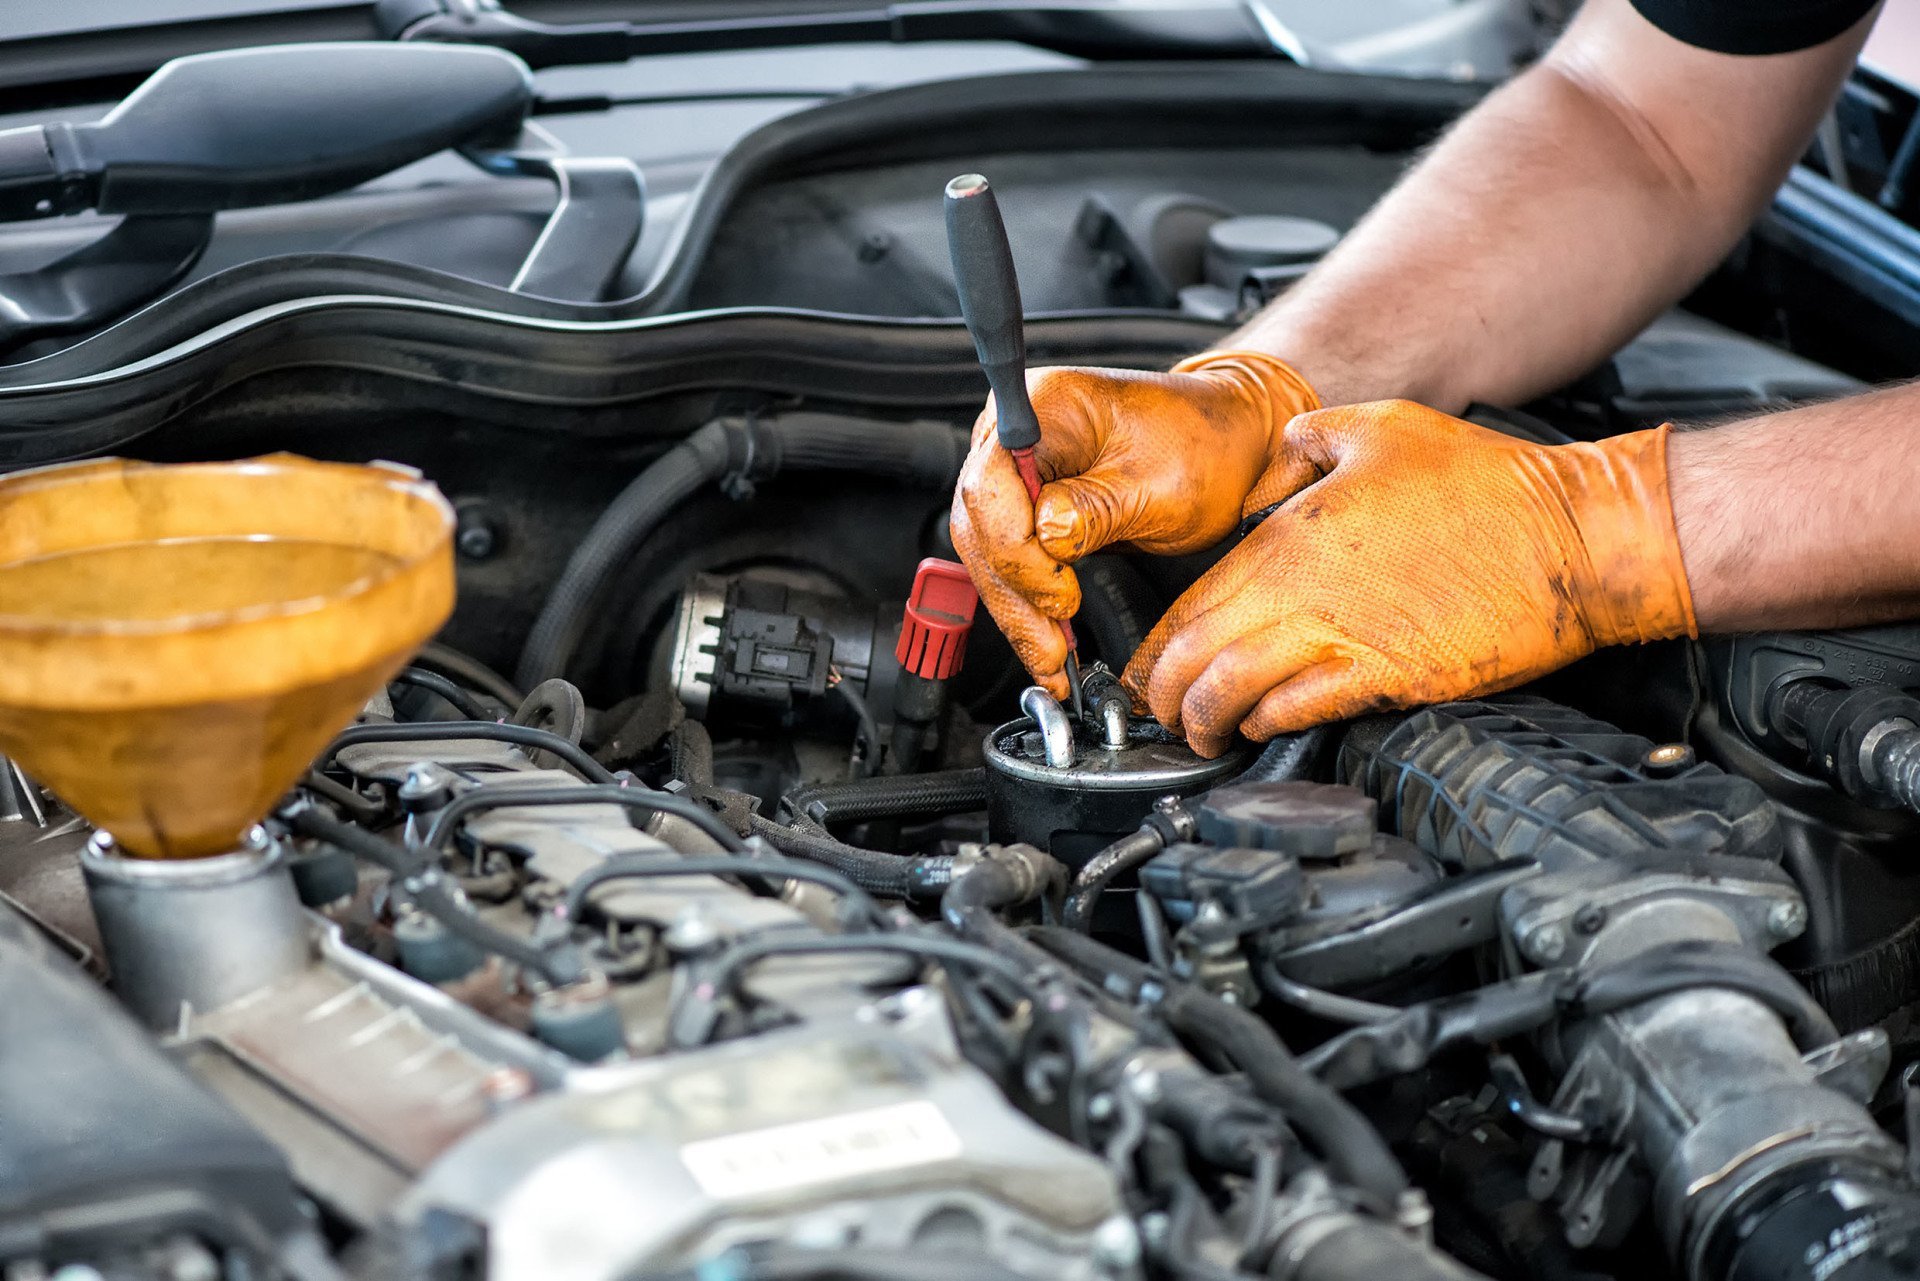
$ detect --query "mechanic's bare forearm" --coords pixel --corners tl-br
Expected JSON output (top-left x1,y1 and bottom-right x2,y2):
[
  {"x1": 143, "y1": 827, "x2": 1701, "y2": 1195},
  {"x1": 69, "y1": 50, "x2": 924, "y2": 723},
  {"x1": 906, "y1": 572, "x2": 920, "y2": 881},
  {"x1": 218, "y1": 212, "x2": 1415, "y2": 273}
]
[
  {"x1": 1231, "y1": 62, "x2": 1716, "y2": 410},
  {"x1": 1670, "y1": 384, "x2": 1920, "y2": 631},
  {"x1": 1226, "y1": 0, "x2": 1873, "y2": 412}
]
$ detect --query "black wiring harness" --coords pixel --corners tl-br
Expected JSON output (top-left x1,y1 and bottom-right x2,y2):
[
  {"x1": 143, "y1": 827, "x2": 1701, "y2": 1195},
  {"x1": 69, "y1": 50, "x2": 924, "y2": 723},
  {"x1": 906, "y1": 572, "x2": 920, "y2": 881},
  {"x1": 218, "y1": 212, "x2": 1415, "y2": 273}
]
[{"x1": 1299, "y1": 939, "x2": 1837, "y2": 1090}]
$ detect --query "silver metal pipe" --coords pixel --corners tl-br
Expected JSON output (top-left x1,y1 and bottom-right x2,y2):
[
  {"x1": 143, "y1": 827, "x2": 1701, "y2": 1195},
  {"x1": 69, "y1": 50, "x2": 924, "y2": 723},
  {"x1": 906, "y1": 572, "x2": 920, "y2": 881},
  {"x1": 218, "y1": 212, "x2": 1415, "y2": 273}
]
[
  {"x1": 82, "y1": 826, "x2": 310, "y2": 1029},
  {"x1": 1020, "y1": 685, "x2": 1076, "y2": 769}
]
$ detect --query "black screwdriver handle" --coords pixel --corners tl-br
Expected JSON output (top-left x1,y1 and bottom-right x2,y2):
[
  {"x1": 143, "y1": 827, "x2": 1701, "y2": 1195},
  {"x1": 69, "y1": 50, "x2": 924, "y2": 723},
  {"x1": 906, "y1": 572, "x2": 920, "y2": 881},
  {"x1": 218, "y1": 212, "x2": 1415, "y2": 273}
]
[{"x1": 944, "y1": 172, "x2": 1042, "y2": 453}]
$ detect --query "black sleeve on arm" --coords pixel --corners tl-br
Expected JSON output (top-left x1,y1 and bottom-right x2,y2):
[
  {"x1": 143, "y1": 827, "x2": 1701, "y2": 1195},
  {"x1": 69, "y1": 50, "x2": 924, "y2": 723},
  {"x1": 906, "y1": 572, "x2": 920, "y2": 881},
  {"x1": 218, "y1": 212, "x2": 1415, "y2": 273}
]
[{"x1": 1630, "y1": 0, "x2": 1878, "y2": 55}]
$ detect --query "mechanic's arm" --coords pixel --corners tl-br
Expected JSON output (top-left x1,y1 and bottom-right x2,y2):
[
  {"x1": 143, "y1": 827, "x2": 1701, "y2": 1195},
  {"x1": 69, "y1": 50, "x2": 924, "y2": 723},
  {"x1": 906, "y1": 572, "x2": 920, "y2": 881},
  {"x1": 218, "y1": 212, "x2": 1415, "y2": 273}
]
[
  {"x1": 953, "y1": 0, "x2": 1875, "y2": 697},
  {"x1": 1670, "y1": 385, "x2": 1920, "y2": 630},
  {"x1": 1234, "y1": 0, "x2": 1875, "y2": 409},
  {"x1": 1130, "y1": 391, "x2": 1920, "y2": 756}
]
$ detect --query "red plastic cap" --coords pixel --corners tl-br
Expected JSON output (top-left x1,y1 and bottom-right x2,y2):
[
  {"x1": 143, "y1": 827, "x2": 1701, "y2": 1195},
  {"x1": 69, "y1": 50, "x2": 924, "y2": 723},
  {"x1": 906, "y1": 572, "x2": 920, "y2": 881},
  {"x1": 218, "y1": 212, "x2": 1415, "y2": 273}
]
[{"x1": 896, "y1": 558, "x2": 979, "y2": 681}]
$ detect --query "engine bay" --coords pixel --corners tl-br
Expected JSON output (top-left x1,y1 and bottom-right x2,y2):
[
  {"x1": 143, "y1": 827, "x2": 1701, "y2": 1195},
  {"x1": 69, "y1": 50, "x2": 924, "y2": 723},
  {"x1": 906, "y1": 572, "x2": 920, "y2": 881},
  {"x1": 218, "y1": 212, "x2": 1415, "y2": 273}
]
[{"x1": 2, "y1": 24, "x2": 1920, "y2": 1281}]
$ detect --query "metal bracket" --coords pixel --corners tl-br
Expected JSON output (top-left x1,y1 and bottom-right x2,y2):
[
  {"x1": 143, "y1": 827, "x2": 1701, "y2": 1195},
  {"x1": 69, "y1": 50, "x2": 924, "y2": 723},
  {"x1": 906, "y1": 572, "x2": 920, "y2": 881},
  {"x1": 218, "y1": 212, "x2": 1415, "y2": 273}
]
[
  {"x1": 463, "y1": 123, "x2": 645, "y2": 302},
  {"x1": 1527, "y1": 1046, "x2": 1644, "y2": 1251},
  {"x1": 1266, "y1": 857, "x2": 1541, "y2": 990},
  {"x1": 1805, "y1": 1026, "x2": 1892, "y2": 1104},
  {"x1": 1502, "y1": 864, "x2": 1805, "y2": 970}
]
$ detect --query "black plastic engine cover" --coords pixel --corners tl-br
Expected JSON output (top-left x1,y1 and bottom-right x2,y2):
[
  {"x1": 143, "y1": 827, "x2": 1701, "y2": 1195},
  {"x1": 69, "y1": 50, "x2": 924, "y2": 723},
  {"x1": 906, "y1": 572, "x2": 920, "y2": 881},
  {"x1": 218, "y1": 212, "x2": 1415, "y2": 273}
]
[{"x1": 0, "y1": 905, "x2": 300, "y2": 1266}]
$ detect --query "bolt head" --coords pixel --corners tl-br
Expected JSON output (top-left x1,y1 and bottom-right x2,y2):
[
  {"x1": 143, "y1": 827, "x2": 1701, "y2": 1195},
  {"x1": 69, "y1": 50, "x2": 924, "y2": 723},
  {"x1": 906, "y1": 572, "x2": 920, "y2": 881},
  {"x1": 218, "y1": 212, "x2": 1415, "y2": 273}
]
[
  {"x1": 1571, "y1": 903, "x2": 1608, "y2": 936},
  {"x1": 1527, "y1": 923, "x2": 1568, "y2": 963},
  {"x1": 1768, "y1": 899, "x2": 1808, "y2": 940},
  {"x1": 456, "y1": 521, "x2": 497, "y2": 560},
  {"x1": 398, "y1": 762, "x2": 457, "y2": 808},
  {"x1": 665, "y1": 904, "x2": 722, "y2": 953}
]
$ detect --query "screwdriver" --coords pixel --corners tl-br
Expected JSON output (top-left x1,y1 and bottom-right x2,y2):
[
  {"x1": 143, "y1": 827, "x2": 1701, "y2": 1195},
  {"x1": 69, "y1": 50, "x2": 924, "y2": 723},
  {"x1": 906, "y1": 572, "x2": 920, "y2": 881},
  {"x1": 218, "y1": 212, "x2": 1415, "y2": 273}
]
[{"x1": 943, "y1": 172, "x2": 1085, "y2": 718}]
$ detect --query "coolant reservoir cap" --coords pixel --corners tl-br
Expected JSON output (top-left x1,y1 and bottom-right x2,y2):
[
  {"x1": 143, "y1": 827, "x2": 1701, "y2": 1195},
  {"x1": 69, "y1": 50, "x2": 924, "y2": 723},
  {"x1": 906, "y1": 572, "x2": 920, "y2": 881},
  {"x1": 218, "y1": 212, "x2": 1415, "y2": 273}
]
[
  {"x1": 1194, "y1": 781, "x2": 1376, "y2": 859},
  {"x1": 0, "y1": 453, "x2": 454, "y2": 858},
  {"x1": 1205, "y1": 215, "x2": 1340, "y2": 270}
]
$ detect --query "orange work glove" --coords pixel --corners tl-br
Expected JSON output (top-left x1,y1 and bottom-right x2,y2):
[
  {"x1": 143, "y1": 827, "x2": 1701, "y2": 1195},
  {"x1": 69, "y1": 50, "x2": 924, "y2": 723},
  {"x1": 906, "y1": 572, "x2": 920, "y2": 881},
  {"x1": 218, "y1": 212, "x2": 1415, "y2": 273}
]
[
  {"x1": 1123, "y1": 400, "x2": 1698, "y2": 757},
  {"x1": 949, "y1": 350, "x2": 1320, "y2": 699}
]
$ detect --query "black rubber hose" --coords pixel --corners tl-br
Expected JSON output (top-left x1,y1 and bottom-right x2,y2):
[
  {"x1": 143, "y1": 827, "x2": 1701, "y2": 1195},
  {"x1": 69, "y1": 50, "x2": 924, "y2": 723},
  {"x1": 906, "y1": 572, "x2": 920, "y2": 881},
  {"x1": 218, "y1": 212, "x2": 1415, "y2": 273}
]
[
  {"x1": 746, "y1": 814, "x2": 954, "y2": 899},
  {"x1": 1073, "y1": 553, "x2": 1160, "y2": 670},
  {"x1": 406, "y1": 878, "x2": 581, "y2": 985},
  {"x1": 771, "y1": 413, "x2": 968, "y2": 482},
  {"x1": 283, "y1": 804, "x2": 420, "y2": 878},
  {"x1": 517, "y1": 419, "x2": 739, "y2": 691},
  {"x1": 321, "y1": 721, "x2": 616, "y2": 785},
  {"x1": 781, "y1": 768, "x2": 988, "y2": 827},
  {"x1": 416, "y1": 783, "x2": 749, "y2": 856},
  {"x1": 832, "y1": 679, "x2": 882, "y2": 778},
  {"x1": 391, "y1": 667, "x2": 497, "y2": 721},
  {"x1": 942, "y1": 856, "x2": 1069, "y2": 976},
  {"x1": 1302, "y1": 941, "x2": 1840, "y2": 1090},
  {"x1": 1158, "y1": 985, "x2": 1413, "y2": 1208},
  {"x1": 1259, "y1": 965, "x2": 1399, "y2": 1025},
  {"x1": 667, "y1": 718, "x2": 716, "y2": 788},
  {"x1": 560, "y1": 852, "x2": 886, "y2": 928},
  {"x1": 282, "y1": 805, "x2": 580, "y2": 986},
  {"x1": 700, "y1": 933, "x2": 1046, "y2": 1018},
  {"x1": 517, "y1": 414, "x2": 966, "y2": 689},
  {"x1": 1062, "y1": 828, "x2": 1163, "y2": 931},
  {"x1": 1028, "y1": 924, "x2": 1410, "y2": 1207},
  {"x1": 302, "y1": 770, "x2": 385, "y2": 822},
  {"x1": 1236, "y1": 725, "x2": 1332, "y2": 783},
  {"x1": 415, "y1": 640, "x2": 523, "y2": 708}
]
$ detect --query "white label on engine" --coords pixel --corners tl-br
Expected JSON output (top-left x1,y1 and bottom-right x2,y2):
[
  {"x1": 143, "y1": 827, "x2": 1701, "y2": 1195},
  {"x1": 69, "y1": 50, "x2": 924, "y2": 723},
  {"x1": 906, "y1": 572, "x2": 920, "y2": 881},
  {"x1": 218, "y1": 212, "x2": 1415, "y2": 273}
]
[{"x1": 680, "y1": 1100, "x2": 963, "y2": 1199}]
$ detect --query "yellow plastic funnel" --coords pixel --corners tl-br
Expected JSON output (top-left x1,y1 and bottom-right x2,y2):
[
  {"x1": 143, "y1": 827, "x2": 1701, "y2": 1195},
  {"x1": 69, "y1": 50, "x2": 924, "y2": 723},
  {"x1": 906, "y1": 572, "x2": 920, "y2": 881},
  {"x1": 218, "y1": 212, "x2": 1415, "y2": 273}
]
[{"x1": 0, "y1": 454, "x2": 454, "y2": 859}]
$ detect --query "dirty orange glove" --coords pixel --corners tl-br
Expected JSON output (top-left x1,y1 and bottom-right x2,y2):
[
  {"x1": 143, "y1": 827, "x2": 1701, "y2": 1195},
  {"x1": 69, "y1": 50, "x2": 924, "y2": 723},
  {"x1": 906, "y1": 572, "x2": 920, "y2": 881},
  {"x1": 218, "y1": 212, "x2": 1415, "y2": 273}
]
[
  {"x1": 1123, "y1": 400, "x2": 1698, "y2": 757},
  {"x1": 950, "y1": 350, "x2": 1319, "y2": 697}
]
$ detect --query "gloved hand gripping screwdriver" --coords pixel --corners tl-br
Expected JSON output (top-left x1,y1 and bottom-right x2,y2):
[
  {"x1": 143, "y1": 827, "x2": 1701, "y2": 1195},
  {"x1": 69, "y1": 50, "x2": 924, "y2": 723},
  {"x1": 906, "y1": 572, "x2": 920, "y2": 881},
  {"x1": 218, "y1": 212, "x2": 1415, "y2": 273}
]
[{"x1": 944, "y1": 172, "x2": 1084, "y2": 715}]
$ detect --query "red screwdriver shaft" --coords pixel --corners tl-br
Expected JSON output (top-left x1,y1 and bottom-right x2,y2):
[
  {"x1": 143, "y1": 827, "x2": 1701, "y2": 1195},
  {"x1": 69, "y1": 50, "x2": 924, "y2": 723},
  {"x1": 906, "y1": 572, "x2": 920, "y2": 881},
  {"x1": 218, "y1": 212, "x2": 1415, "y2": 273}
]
[{"x1": 1009, "y1": 447, "x2": 1083, "y2": 687}]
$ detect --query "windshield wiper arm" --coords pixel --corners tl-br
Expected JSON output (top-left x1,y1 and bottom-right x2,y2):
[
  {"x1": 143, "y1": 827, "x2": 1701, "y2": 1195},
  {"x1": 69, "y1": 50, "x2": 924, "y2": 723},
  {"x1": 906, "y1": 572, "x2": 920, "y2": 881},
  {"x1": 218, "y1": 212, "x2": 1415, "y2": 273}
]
[{"x1": 373, "y1": 0, "x2": 1284, "y2": 68}]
